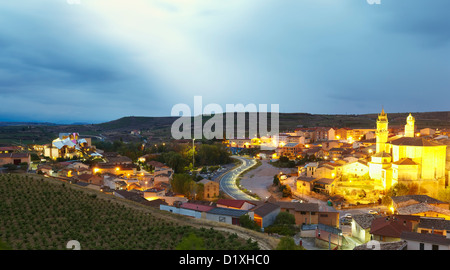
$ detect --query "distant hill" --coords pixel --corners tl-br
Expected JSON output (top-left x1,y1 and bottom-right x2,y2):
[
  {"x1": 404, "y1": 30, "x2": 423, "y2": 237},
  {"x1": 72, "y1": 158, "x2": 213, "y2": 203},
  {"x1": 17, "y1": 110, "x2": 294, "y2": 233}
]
[
  {"x1": 96, "y1": 116, "x2": 179, "y2": 131},
  {"x1": 1, "y1": 111, "x2": 450, "y2": 145},
  {"x1": 96, "y1": 111, "x2": 450, "y2": 131},
  {"x1": 0, "y1": 121, "x2": 58, "y2": 127}
]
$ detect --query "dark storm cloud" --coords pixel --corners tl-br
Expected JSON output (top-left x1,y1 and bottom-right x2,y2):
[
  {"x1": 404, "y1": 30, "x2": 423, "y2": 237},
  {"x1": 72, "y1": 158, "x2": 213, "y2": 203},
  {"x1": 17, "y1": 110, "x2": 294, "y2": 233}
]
[
  {"x1": 0, "y1": 1, "x2": 164, "y2": 123},
  {"x1": 0, "y1": 0, "x2": 449, "y2": 123}
]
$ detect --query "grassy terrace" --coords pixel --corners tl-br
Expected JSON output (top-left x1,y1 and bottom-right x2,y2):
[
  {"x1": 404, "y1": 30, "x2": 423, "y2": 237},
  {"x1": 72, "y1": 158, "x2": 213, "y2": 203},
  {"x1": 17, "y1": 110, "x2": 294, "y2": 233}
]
[{"x1": 0, "y1": 174, "x2": 273, "y2": 250}]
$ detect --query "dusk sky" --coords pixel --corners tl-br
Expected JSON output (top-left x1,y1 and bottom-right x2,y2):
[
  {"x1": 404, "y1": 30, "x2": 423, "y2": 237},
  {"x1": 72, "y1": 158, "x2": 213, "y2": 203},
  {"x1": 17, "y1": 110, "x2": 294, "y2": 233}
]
[{"x1": 1, "y1": 0, "x2": 449, "y2": 123}]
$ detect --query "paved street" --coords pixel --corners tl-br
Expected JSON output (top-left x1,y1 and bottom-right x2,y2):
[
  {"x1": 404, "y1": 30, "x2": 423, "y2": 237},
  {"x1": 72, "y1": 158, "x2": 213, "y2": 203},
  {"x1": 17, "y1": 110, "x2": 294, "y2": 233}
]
[{"x1": 219, "y1": 156, "x2": 259, "y2": 200}]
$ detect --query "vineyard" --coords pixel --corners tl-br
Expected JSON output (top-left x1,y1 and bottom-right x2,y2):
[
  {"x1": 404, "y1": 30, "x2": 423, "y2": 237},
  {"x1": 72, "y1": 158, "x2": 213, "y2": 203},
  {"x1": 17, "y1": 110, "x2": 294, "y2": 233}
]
[{"x1": 0, "y1": 174, "x2": 262, "y2": 250}]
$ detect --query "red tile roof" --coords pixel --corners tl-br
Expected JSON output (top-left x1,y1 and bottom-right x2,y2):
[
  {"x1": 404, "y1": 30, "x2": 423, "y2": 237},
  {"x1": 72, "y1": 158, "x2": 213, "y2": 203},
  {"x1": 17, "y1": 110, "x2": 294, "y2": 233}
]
[
  {"x1": 370, "y1": 216, "x2": 413, "y2": 238},
  {"x1": 216, "y1": 199, "x2": 255, "y2": 209},
  {"x1": 392, "y1": 158, "x2": 418, "y2": 166},
  {"x1": 180, "y1": 202, "x2": 215, "y2": 212}
]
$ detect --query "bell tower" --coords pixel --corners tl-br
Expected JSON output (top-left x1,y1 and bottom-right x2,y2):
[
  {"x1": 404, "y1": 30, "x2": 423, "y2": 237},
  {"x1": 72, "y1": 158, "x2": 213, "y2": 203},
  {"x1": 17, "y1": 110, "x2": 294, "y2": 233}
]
[
  {"x1": 376, "y1": 108, "x2": 389, "y2": 153},
  {"x1": 404, "y1": 113, "x2": 415, "y2": 137}
]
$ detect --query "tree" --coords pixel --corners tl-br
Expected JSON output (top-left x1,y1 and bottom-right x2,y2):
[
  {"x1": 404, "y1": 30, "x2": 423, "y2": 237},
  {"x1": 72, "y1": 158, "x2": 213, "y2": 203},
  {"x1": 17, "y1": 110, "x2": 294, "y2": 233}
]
[
  {"x1": 175, "y1": 233, "x2": 206, "y2": 250},
  {"x1": 273, "y1": 212, "x2": 295, "y2": 226},
  {"x1": 266, "y1": 212, "x2": 297, "y2": 236},
  {"x1": 162, "y1": 151, "x2": 187, "y2": 173},
  {"x1": 239, "y1": 215, "x2": 261, "y2": 232},
  {"x1": 437, "y1": 186, "x2": 450, "y2": 203},
  {"x1": 381, "y1": 183, "x2": 410, "y2": 206},
  {"x1": 170, "y1": 173, "x2": 193, "y2": 195},
  {"x1": 273, "y1": 175, "x2": 280, "y2": 186},
  {"x1": 275, "y1": 236, "x2": 303, "y2": 250},
  {"x1": 280, "y1": 184, "x2": 292, "y2": 197}
]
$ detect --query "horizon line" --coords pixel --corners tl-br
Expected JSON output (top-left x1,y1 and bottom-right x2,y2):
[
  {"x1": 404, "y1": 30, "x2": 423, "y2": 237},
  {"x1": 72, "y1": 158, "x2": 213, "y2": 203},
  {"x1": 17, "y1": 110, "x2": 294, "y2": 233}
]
[{"x1": 1, "y1": 109, "x2": 449, "y2": 126}]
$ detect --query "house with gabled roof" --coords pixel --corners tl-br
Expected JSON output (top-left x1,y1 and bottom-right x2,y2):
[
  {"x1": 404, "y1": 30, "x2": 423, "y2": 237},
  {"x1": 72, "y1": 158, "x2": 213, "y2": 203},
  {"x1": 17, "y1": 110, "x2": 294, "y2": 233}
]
[
  {"x1": 205, "y1": 207, "x2": 248, "y2": 226},
  {"x1": 396, "y1": 203, "x2": 450, "y2": 220},
  {"x1": 401, "y1": 231, "x2": 450, "y2": 250},
  {"x1": 314, "y1": 163, "x2": 338, "y2": 179},
  {"x1": 370, "y1": 215, "x2": 414, "y2": 242},
  {"x1": 76, "y1": 173, "x2": 103, "y2": 186},
  {"x1": 391, "y1": 195, "x2": 449, "y2": 209},
  {"x1": 313, "y1": 178, "x2": 337, "y2": 195},
  {"x1": 216, "y1": 199, "x2": 257, "y2": 210},
  {"x1": 0, "y1": 153, "x2": 30, "y2": 166},
  {"x1": 342, "y1": 160, "x2": 369, "y2": 177},
  {"x1": 351, "y1": 213, "x2": 378, "y2": 243},
  {"x1": 416, "y1": 218, "x2": 450, "y2": 236},
  {"x1": 249, "y1": 202, "x2": 280, "y2": 229},
  {"x1": 160, "y1": 201, "x2": 215, "y2": 219},
  {"x1": 272, "y1": 201, "x2": 319, "y2": 225},
  {"x1": 391, "y1": 195, "x2": 450, "y2": 219},
  {"x1": 197, "y1": 179, "x2": 219, "y2": 200},
  {"x1": 296, "y1": 176, "x2": 316, "y2": 195}
]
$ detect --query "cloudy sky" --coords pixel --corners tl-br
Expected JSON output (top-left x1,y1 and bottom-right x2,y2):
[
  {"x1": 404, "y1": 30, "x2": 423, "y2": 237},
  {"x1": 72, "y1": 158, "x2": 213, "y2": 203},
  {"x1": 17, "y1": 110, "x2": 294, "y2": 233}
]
[{"x1": 0, "y1": 0, "x2": 449, "y2": 123}]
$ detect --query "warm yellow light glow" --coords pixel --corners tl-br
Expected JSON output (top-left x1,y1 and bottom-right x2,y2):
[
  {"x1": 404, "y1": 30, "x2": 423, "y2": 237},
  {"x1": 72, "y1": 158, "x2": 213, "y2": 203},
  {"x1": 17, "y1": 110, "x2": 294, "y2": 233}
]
[
  {"x1": 93, "y1": 168, "x2": 100, "y2": 173},
  {"x1": 116, "y1": 167, "x2": 120, "y2": 171},
  {"x1": 390, "y1": 206, "x2": 395, "y2": 213},
  {"x1": 336, "y1": 135, "x2": 340, "y2": 140}
]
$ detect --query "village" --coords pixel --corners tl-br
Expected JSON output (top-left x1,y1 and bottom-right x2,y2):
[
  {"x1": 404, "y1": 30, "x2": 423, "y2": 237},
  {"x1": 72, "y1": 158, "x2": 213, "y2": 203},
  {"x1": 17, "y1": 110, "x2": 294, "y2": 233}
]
[{"x1": 1, "y1": 110, "x2": 450, "y2": 250}]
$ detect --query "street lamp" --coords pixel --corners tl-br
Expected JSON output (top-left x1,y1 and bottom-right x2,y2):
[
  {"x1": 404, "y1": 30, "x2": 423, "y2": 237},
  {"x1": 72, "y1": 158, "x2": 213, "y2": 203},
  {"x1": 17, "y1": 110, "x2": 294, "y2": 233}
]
[{"x1": 192, "y1": 138, "x2": 195, "y2": 172}]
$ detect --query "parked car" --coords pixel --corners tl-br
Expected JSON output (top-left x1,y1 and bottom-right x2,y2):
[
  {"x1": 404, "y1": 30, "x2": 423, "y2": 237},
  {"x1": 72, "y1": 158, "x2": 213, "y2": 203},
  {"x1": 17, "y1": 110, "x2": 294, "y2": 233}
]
[
  {"x1": 368, "y1": 210, "x2": 378, "y2": 215},
  {"x1": 340, "y1": 217, "x2": 352, "y2": 226}
]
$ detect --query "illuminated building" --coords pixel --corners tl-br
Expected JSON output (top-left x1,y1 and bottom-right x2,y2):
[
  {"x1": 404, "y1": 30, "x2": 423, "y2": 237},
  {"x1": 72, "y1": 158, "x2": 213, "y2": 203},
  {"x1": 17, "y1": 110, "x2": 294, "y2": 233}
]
[
  {"x1": 368, "y1": 110, "x2": 447, "y2": 194},
  {"x1": 404, "y1": 113, "x2": 415, "y2": 138},
  {"x1": 43, "y1": 133, "x2": 102, "y2": 160}
]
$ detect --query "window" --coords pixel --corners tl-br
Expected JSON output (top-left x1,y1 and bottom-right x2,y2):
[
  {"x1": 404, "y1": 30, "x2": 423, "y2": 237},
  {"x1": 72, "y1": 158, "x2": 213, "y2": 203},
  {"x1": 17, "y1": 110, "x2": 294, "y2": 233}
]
[
  {"x1": 432, "y1": 245, "x2": 439, "y2": 250},
  {"x1": 420, "y1": 243, "x2": 424, "y2": 250}
]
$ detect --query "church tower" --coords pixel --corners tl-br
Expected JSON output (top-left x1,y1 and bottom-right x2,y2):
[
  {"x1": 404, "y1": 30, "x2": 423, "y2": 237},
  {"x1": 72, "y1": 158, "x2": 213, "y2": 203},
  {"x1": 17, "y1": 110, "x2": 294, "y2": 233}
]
[
  {"x1": 376, "y1": 108, "x2": 389, "y2": 153},
  {"x1": 404, "y1": 113, "x2": 415, "y2": 137}
]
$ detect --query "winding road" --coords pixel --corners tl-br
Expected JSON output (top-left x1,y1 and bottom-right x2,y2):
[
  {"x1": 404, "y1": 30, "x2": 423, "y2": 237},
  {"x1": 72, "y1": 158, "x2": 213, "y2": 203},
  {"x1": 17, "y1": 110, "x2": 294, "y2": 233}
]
[{"x1": 219, "y1": 156, "x2": 259, "y2": 201}]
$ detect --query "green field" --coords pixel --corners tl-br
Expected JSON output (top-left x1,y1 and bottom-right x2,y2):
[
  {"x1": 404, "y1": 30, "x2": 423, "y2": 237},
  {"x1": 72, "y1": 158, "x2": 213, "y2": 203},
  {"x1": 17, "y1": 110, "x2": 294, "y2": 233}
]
[{"x1": 0, "y1": 174, "x2": 261, "y2": 250}]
